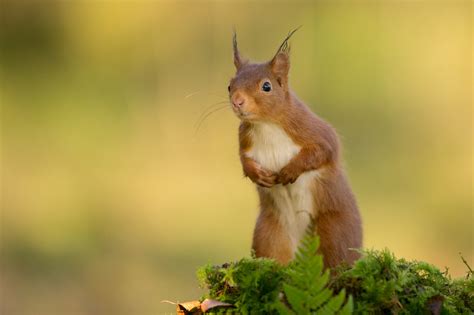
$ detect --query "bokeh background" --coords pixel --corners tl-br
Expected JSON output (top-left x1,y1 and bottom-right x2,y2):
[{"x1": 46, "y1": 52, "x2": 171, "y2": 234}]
[{"x1": 1, "y1": 1, "x2": 472, "y2": 314}]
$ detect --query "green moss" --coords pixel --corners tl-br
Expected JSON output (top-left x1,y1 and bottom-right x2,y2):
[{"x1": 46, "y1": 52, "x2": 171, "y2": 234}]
[
  {"x1": 197, "y1": 238, "x2": 473, "y2": 314},
  {"x1": 198, "y1": 234, "x2": 351, "y2": 314},
  {"x1": 330, "y1": 249, "x2": 474, "y2": 314},
  {"x1": 197, "y1": 257, "x2": 286, "y2": 314}
]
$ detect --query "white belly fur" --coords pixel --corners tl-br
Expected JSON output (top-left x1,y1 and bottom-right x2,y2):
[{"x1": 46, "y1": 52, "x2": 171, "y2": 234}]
[{"x1": 246, "y1": 122, "x2": 318, "y2": 254}]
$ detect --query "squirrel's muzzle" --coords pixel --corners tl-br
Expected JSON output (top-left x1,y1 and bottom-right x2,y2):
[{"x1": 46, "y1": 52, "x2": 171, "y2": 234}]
[{"x1": 231, "y1": 92, "x2": 246, "y2": 110}]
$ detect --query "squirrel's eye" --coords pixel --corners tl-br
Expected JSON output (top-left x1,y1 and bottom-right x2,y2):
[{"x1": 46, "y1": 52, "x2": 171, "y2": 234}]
[
  {"x1": 262, "y1": 81, "x2": 272, "y2": 92},
  {"x1": 227, "y1": 85, "x2": 231, "y2": 92}
]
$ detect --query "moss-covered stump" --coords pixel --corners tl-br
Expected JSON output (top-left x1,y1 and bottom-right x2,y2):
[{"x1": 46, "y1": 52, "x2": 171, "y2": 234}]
[{"x1": 191, "y1": 236, "x2": 473, "y2": 314}]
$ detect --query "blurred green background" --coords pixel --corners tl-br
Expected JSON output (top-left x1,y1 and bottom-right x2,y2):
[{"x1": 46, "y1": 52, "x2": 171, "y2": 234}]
[{"x1": 1, "y1": 1, "x2": 472, "y2": 314}]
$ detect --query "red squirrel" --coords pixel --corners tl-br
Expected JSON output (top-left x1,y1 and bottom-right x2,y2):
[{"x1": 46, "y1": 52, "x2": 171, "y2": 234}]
[{"x1": 228, "y1": 30, "x2": 362, "y2": 268}]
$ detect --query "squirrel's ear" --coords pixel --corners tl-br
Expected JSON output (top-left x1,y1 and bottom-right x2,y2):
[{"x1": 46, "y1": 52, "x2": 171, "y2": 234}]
[
  {"x1": 233, "y1": 31, "x2": 245, "y2": 70},
  {"x1": 270, "y1": 52, "x2": 290, "y2": 79}
]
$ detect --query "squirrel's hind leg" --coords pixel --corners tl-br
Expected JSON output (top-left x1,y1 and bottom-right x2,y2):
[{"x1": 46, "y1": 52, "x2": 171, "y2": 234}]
[
  {"x1": 252, "y1": 207, "x2": 293, "y2": 265},
  {"x1": 316, "y1": 209, "x2": 362, "y2": 269}
]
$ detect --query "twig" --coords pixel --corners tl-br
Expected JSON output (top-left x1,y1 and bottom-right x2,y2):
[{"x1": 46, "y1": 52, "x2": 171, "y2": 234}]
[{"x1": 459, "y1": 252, "x2": 473, "y2": 279}]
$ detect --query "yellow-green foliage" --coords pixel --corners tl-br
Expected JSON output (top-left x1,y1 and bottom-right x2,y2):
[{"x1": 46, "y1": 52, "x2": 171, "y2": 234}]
[{"x1": 2, "y1": 2, "x2": 472, "y2": 314}]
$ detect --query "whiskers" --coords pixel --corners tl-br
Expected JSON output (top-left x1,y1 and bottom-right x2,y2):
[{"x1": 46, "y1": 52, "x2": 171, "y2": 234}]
[
  {"x1": 185, "y1": 90, "x2": 232, "y2": 134},
  {"x1": 194, "y1": 100, "x2": 232, "y2": 134},
  {"x1": 185, "y1": 90, "x2": 228, "y2": 101}
]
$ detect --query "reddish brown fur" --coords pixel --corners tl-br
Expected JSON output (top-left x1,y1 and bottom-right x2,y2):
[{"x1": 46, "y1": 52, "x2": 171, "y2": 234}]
[
  {"x1": 252, "y1": 192, "x2": 294, "y2": 264},
  {"x1": 230, "y1": 32, "x2": 362, "y2": 269}
]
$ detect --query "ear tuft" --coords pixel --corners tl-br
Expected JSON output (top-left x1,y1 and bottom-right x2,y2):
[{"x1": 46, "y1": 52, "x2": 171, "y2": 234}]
[
  {"x1": 274, "y1": 26, "x2": 301, "y2": 56},
  {"x1": 270, "y1": 27, "x2": 301, "y2": 80},
  {"x1": 233, "y1": 30, "x2": 244, "y2": 69}
]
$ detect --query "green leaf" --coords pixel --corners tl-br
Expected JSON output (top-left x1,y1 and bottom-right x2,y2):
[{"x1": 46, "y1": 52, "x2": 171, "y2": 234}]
[
  {"x1": 308, "y1": 288, "x2": 333, "y2": 309},
  {"x1": 282, "y1": 283, "x2": 309, "y2": 315},
  {"x1": 338, "y1": 296, "x2": 353, "y2": 315},
  {"x1": 310, "y1": 270, "x2": 330, "y2": 295},
  {"x1": 274, "y1": 301, "x2": 296, "y2": 315},
  {"x1": 278, "y1": 232, "x2": 354, "y2": 315},
  {"x1": 317, "y1": 290, "x2": 345, "y2": 315}
]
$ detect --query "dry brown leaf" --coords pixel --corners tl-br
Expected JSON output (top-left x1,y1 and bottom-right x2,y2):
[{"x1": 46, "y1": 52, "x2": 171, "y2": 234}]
[
  {"x1": 162, "y1": 298, "x2": 233, "y2": 314},
  {"x1": 177, "y1": 300, "x2": 202, "y2": 312},
  {"x1": 161, "y1": 300, "x2": 202, "y2": 314}
]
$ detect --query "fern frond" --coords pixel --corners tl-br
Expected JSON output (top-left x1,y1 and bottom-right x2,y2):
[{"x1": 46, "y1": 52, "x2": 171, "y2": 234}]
[
  {"x1": 282, "y1": 283, "x2": 309, "y2": 315},
  {"x1": 308, "y1": 288, "x2": 333, "y2": 309},
  {"x1": 317, "y1": 290, "x2": 346, "y2": 315},
  {"x1": 338, "y1": 296, "x2": 353, "y2": 315},
  {"x1": 277, "y1": 232, "x2": 353, "y2": 315}
]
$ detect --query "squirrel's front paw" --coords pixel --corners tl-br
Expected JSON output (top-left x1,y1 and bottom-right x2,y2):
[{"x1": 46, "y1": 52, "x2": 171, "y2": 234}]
[
  {"x1": 278, "y1": 165, "x2": 300, "y2": 185},
  {"x1": 252, "y1": 167, "x2": 278, "y2": 188},
  {"x1": 244, "y1": 161, "x2": 278, "y2": 188}
]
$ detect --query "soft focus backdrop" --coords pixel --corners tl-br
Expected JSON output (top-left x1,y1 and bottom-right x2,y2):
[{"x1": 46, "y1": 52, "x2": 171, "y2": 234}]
[{"x1": 1, "y1": 1, "x2": 472, "y2": 314}]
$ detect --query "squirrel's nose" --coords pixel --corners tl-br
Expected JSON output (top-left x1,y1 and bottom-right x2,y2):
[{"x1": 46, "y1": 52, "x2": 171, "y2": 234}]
[{"x1": 231, "y1": 94, "x2": 246, "y2": 108}]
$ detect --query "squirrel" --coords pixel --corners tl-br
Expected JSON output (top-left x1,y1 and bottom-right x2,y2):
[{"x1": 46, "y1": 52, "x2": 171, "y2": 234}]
[{"x1": 228, "y1": 30, "x2": 363, "y2": 268}]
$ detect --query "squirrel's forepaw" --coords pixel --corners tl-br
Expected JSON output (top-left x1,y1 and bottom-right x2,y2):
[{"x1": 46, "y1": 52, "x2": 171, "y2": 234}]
[
  {"x1": 245, "y1": 162, "x2": 278, "y2": 188},
  {"x1": 278, "y1": 166, "x2": 300, "y2": 185},
  {"x1": 254, "y1": 173, "x2": 278, "y2": 188}
]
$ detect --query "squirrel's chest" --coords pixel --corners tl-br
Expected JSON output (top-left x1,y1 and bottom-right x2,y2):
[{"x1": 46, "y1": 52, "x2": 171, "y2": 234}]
[
  {"x1": 246, "y1": 122, "x2": 317, "y2": 252},
  {"x1": 246, "y1": 122, "x2": 300, "y2": 172}
]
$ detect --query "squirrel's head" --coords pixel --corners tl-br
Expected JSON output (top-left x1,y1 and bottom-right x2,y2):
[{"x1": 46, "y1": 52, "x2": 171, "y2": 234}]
[{"x1": 228, "y1": 29, "x2": 299, "y2": 122}]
